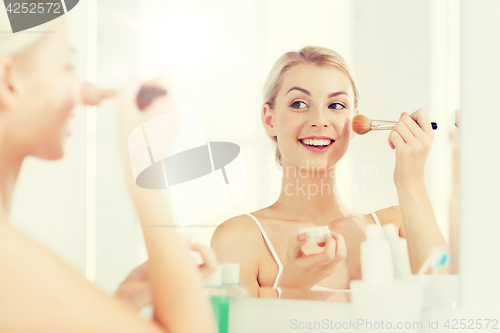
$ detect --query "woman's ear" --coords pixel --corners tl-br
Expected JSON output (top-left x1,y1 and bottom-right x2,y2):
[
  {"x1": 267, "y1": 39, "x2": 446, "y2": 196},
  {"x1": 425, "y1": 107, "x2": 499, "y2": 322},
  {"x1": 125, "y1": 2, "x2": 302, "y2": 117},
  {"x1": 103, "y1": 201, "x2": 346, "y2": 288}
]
[
  {"x1": 351, "y1": 108, "x2": 360, "y2": 140},
  {"x1": 0, "y1": 58, "x2": 18, "y2": 112},
  {"x1": 262, "y1": 103, "x2": 277, "y2": 137}
]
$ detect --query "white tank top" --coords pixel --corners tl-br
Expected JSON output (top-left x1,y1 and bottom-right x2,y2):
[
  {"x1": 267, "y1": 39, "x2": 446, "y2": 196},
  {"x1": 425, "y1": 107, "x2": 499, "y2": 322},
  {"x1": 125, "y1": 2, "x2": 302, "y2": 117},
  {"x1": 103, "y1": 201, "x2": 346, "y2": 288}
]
[{"x1": 245, "y1": 212, "x2": 385, "y2": 293}]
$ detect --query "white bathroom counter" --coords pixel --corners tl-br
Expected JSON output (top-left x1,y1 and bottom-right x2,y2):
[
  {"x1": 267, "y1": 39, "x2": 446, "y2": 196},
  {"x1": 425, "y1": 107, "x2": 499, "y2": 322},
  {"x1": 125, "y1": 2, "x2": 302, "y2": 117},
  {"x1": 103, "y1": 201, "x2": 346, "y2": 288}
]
[
  {"x1": 229, "y1": 297, "x2": 500, "y2": 333},
  {"x1": 228, "y1": 297, "x2": 357, "y2": 333},
  {"x1": 226, "y1": 276, "x2": 500, "y2": 333}
]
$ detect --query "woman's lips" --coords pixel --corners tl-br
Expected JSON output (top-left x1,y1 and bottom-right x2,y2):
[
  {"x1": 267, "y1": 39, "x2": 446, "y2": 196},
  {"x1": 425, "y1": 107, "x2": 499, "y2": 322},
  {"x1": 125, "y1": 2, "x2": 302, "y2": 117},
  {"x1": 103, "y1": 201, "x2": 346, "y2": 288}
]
[{"x1": 299, "y1": 140, "x2": 334, "y2": 152}]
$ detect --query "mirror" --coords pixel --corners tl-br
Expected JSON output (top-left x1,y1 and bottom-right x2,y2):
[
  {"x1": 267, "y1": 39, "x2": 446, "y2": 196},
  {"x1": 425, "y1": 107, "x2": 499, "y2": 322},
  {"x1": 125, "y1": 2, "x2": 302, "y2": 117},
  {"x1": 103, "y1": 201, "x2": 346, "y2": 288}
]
[
  {"x1": 130, "y1": 0, "x2": 460, "y2": 301},
  {"x1": 9, "y1": 0, "x2": 460, "y2": 301}
]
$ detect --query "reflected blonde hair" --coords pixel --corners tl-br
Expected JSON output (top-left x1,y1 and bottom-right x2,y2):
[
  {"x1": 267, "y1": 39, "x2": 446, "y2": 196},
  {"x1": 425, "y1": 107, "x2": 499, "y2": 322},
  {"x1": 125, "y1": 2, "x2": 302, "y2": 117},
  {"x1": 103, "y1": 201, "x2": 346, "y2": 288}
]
[
  {"x1": 0, "y1": 8, "x2": 55, "y2": 57},
  {"x1": 262, "y1": 46, "x2": 360, "y2": 168}
]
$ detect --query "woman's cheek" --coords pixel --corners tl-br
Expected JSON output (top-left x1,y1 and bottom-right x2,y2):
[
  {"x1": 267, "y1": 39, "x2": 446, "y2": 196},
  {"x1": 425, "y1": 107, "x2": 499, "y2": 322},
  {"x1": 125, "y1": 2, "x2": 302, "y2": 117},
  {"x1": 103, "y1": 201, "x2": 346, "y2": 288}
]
[
  {"x1": 342, "y1": 116, "x2": 354, "y2": 137},
  {"x1": 58, "y1": 83, "x2": 77, "y2": 119}
]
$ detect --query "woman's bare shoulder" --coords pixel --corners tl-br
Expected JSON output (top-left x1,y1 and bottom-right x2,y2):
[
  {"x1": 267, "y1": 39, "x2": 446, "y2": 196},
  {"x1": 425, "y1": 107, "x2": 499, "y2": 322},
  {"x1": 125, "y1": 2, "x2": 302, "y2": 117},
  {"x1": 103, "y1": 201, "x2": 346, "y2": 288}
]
[
  {"x1": 211, "y1": 213, "x2": 263, "y2": 245},
  {"x1": 373, "y1": 205, "x2": 406, "y2": 236},
  {"x1": 210, "y1": 213, "x2": 266, "y2": 263},
  {"x1": 0, "y1": 223, "x2": 161, "y2": 333},
  {"x1": 374, "y1": 205, "x2": 402, "y2": 223}
]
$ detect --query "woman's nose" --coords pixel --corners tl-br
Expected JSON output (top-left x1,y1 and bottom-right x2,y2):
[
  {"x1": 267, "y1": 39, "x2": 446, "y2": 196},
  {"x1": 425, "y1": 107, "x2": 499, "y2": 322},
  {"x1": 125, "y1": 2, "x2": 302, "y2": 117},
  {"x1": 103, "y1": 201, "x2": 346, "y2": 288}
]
[{"x1": 310, "y1": 109, "x2": 329, "y2": 128}]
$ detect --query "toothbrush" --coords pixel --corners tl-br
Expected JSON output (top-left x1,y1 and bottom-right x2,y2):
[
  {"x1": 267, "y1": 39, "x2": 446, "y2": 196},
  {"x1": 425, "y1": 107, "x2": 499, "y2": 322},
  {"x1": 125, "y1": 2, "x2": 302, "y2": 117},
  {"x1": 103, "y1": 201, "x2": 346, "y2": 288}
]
[{"x1": 417, "y1": 246, "x2": 450, "y2": 275}]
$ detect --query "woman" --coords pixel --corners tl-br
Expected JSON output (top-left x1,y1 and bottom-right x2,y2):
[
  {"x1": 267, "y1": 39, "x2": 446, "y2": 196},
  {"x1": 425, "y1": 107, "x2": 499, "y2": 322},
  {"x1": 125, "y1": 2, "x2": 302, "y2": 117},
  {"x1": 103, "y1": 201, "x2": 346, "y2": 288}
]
[
  {"x1": 211, "y1": 46, "x2": 449, "y2": 297},
  {"x1": 0, "y1": 16, "x2": 216, "y2": 333}
]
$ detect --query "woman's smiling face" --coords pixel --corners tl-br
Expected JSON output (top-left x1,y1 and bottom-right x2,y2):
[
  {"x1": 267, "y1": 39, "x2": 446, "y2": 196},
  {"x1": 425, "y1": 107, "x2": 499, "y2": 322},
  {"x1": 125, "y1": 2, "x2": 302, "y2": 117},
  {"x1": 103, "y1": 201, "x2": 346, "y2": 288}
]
[{"x1": 263, "y1": 63, "x2": 358, "y2": 170}]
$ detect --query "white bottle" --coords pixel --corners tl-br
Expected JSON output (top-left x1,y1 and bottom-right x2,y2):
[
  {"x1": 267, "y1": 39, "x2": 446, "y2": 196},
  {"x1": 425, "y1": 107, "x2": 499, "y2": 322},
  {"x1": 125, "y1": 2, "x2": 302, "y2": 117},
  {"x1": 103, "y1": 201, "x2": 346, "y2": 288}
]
[
  {"x1": 382, "y1": 223, "x2": 412, "y2": 280},
  {"x1": 221, "y1": 263, "x2": 250, "y2": 297},
  {"x1": 360, "y1": 224, "x2": 394, "y2": 285}
]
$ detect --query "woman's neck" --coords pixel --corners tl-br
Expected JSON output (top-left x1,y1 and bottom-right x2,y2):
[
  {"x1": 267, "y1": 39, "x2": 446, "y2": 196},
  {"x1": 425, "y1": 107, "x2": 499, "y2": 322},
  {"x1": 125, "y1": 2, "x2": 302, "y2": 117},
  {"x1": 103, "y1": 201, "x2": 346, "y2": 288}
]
[
  {"x1": 0, "y1": 130, "x2": 24, "y2": 221},
  {"x1": 272, "y1": 162, "x2": 351, "y2": 225}
]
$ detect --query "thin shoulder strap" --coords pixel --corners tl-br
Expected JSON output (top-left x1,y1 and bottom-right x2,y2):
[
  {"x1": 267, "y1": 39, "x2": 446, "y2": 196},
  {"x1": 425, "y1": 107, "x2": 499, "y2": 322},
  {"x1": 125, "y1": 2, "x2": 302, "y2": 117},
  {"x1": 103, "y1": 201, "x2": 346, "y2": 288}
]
[
  {"x1": 245, "y1": 213, "x2": 283, "y2": 289},
  {"x1": 370, "y1": 211, "x2": 386, "y2": 240}
]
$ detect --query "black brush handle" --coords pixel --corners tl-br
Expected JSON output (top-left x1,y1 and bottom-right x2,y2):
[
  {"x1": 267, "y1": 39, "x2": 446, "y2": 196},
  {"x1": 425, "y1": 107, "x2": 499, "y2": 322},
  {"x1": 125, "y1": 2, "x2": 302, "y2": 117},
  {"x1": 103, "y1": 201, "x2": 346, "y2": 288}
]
[
  {"x1": 431, "y1": 122, "x2": 438, "y2": 130},
  {"x1": 136, "y1": 86, "x2": 167, "y2": 111}
]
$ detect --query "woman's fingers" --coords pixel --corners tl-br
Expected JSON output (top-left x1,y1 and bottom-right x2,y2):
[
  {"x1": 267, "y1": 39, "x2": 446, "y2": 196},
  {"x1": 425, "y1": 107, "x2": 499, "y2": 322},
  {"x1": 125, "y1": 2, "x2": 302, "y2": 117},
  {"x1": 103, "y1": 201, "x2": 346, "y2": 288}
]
[
  {"x1": 330, "y1": 232, "x2": 347, "y2": 262},
  {"x1": 388, "y1": 129, "x2": 405, "y2": 150},
  {"x1": 191, "y1": 243, "x2": 218, "y2": 279},
  {"x1": 321, "y1": 231, "x2": 337, "y2": 255},
  {"x1": 400, "y1": 112, "x2": 425, "y2": 139},
  {"x1": 124, "y1": 261, "x2": 149, "y2": 282},
  {"x1": 409, "y1": 108, "x2": 433, "y2": 134},
  {"x1": 300, "y1": 233, "x2": 337, "y2": 266},
  {"x1": 388, "y1": 109, "x2": 434, "y2": 152},
  {"x1": 388, "y1": 138, "x2": 395, "y2": 149},
  {"x1": 290, "y1": 233, "x2": 308, "y2": 259},
  {"x1": 402, "y1": 109, "x2": 434, "y2": 149},
  {"x1": 392, "y1": 115, "x2": 416, "y2": 144},
  {"x1": 115, "y1": 281, "x2": 152, "y2": 312}
]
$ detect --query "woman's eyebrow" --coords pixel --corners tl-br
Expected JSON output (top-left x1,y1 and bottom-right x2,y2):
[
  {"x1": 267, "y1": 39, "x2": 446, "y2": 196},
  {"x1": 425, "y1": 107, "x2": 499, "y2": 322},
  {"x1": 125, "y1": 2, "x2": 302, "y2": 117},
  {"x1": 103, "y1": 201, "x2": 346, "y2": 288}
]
[
  {"x1": 286, "y1": 86, "x2": 349, "y2": 98},
  {"x1": 328, "y1": 91, "x2": 349, "y2": 98},
  {"x1": 286, "y1": 86, "x2": 310, "y2": 96}
]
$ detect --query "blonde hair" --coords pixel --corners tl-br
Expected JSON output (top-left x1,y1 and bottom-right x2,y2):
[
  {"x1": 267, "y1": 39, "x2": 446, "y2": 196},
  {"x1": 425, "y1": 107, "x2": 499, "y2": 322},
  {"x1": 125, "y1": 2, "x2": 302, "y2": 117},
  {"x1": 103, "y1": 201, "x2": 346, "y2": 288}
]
[
  {"x1": 262, "y1": 46, "x2": 360, "y2": 168},
  {"x1": 0, "y1": 8, "x2": 54, "y2": 57}
]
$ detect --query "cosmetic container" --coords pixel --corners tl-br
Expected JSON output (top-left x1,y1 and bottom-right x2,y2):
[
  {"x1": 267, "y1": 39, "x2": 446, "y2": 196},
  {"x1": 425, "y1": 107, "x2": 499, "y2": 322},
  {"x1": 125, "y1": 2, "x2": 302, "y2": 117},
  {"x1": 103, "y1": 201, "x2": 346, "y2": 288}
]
[
  {"x1": 350, "y1": 225, "x2": 425, "y2": 331},
  {"x1": 204, "y1": 266, "x2": 229, "y2": 333},
  {"x1": 205, "y1": 264, "x2": 249, "y2": 333},
  {"x1": 221, "y1": 263, "x2": 250, "y2": 297},
  {"x1": 360, "y1": 224, "x2": 394, "y2": 285},
  {"x1": 382, "y1": 223, "x2": 412, "y2": 280},
  {"x1": 297, "y1": 226, "x2": 330, "y2": 243}
]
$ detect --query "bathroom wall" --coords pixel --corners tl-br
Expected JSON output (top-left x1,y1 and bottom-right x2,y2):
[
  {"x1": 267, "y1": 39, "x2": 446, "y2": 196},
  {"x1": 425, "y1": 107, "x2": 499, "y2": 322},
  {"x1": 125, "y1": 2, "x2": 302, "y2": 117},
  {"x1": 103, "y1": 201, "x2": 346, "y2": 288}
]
[
  {"x1": 350, "y1": 0, "x2": 460, "y2": 238},
  {"x1": 461, "y1": 0, "x2": 500, "y2": 306}
]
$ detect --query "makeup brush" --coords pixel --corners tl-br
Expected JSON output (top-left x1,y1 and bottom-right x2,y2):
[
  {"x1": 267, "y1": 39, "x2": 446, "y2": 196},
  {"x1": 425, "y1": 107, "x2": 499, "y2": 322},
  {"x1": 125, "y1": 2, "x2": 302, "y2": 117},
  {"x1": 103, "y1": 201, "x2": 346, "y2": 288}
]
[
  {"x1": 136, "y1": 85, "x2": 168, "y2": 110},
  {"x1": 81, "y1": 82, "x2": 167, "y2": 110},
  {"x1": 81, "y1": 82, "x2": 117, "y2": 105},
  {"x1": 352, "y1": 114, "x2": 438, "y2": 135}
]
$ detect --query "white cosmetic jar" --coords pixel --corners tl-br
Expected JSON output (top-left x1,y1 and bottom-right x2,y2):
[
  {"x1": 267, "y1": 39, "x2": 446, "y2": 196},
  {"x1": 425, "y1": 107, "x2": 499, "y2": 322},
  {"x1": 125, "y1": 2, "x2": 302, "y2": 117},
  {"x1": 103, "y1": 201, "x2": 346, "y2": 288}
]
[{"x1": 297, "y1": 226, "x2": 330, "y2": 243}]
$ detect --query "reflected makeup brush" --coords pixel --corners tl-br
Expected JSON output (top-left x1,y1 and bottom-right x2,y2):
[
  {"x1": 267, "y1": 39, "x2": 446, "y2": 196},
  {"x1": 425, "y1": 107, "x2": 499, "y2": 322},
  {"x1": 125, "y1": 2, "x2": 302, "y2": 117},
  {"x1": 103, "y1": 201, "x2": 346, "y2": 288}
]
[
  {"x1": 81, "y1": 82, "x2": 116, "y2": 105},
  {"x1": 352, "y1": 114, "x2": 438, "y2": 135},
  {"x1": 81, "y1": 82, "x2": 167, "y2": 110}
]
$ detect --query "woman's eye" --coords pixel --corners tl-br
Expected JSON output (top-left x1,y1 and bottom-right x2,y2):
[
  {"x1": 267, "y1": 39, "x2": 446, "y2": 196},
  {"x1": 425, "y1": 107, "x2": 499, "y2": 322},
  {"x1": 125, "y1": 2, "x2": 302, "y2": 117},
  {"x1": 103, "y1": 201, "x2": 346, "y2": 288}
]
[
  {"x1": 328, "y1": 103, "x2": 345, "y2": 110},
  {"x1": 291, "y1": 101, "x2": 307, "y2": 109}
]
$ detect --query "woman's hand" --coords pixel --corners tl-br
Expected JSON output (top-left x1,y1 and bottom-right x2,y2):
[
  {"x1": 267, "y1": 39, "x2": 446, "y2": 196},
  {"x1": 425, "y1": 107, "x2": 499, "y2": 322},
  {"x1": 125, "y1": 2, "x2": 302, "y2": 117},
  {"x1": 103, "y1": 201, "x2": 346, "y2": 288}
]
[
  {"x1": 277, "y1": 231, "x2": 346, "y2": 290},
  {"x1": 114, "y1": 243, "x2": 219, "y2": 312},
  {"x1": 387, "y1": 108, "x2": 448, "y2": 273},
  {"x1": 189, "y1": 242, "x2": 219, "y2": 280},
  {"x1": 114, "y1": 262, "x2": 151, "y2": 312},
  {"x1": 118, "y1": 74, "x2": 180, "y2": 164},
  {"x1": 388, "y1": 109, "x2": 434, "y2": 188},
  {"x1": 117, "y1": 73, "x2": 216, "y2": 332}
]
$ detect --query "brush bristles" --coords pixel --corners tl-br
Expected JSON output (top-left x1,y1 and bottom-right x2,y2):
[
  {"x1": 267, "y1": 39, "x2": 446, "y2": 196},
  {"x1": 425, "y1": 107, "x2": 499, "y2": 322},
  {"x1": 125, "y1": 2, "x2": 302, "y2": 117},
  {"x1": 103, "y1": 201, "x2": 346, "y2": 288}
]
[{"x1": 352, "y1": 114, "x2": 372, "y2": 135}]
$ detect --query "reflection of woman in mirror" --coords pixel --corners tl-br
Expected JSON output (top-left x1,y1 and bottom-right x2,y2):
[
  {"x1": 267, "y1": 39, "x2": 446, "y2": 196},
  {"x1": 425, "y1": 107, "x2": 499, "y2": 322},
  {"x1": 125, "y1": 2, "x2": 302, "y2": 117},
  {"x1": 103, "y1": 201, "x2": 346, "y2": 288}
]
[
  {"x1": 211, "y1": 46, "x2": 449, "y2": 297},
  {"x1": 0, "y1": 17, "x2": 216, "y2": 332}
]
